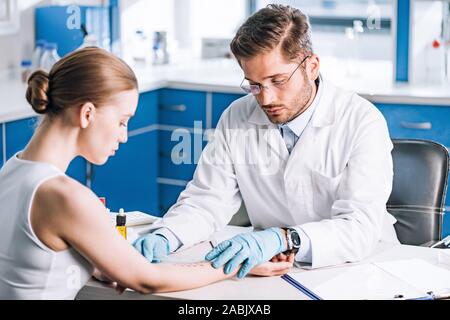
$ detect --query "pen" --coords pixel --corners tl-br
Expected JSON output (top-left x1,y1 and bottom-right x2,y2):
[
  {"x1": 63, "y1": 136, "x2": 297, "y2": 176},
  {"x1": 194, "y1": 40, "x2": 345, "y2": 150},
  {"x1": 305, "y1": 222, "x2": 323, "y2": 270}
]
[
  {"x1": 408, "y1": 295, "x2": 434, "y2": 300},
  {"x1": 395, "y1": 294, "x2": 434, "y2": 300},
  {"x1": 281, "y1": 274, "x2": 322, "y2": 300},
  {"x1": 429, "y1": 290, "x2": 450, "y2": 300}
]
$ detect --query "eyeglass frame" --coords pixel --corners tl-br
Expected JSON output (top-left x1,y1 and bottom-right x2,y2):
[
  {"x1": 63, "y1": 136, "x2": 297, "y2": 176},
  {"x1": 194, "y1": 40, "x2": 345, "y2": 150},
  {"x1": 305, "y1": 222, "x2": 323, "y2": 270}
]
[{"x1": 240, "y1": 55, "x2": 312, "y2": 95}]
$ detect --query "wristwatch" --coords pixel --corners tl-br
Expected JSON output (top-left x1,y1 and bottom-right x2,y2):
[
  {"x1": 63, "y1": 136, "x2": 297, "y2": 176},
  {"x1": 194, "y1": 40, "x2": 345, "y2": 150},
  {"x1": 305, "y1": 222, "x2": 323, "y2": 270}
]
[{"x1": 284, "y1": 228, "x2": 301, "y2": 254}]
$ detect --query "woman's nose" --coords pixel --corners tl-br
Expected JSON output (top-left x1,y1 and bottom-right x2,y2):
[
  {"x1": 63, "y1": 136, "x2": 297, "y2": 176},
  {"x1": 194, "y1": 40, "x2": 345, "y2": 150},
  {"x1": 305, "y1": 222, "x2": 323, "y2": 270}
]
[{"x1": 119, "y1": 130, "x2": 128, "y2": 144}]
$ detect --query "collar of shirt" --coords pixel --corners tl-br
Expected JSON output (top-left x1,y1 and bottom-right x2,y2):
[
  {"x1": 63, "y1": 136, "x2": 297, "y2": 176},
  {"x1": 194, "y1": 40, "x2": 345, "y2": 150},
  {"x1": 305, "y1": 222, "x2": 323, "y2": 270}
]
[{"x1": 278, "y1": 76, "x2": 324, "y2": 138}]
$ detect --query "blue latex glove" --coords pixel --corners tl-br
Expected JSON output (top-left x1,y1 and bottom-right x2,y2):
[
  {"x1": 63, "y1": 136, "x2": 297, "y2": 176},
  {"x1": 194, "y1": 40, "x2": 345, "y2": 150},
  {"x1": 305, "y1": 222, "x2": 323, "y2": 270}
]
[
  {"x1": 205, "y1": 228, "x2": 287, "y2": 279},
  {"x1": 132, "y1": 233, "x2": 169, "y2": 263}
]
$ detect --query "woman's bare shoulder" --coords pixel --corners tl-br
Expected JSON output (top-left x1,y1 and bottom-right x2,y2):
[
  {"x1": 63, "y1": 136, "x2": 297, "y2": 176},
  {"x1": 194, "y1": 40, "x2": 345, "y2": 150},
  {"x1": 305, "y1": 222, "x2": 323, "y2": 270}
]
[
  {"x1": 38, "y1": 175, "x2": 92, "y2": 201},
  {"x1": 34, "y1": 175, "x2": 101, "y2": 221},
  {"x1": 31, "y1": 175, "x2": 105, "y2": 251}
]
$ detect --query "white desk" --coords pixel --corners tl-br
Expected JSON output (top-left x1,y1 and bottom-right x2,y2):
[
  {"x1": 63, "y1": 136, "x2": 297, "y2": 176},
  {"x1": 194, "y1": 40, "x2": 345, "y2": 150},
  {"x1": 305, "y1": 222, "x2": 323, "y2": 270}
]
[{"x1": 75, "y1": 227, "x2": 450, "y2": 300}]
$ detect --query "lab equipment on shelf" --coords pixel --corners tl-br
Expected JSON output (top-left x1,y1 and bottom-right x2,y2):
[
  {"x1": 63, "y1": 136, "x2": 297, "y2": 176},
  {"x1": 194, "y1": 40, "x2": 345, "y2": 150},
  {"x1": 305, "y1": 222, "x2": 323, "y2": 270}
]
[
  {"x1": 20, "y1": 60, "x2": 32, "y2": 83},
  {"x1": 40, "y1": 43, "x2": 60, "y2": 72},
  {"x1": 31, "y1": 40, "x2": 46, "y2": 71},
  {"x1": 152, "y1": 31, "x2": 169, "y2": 65}
]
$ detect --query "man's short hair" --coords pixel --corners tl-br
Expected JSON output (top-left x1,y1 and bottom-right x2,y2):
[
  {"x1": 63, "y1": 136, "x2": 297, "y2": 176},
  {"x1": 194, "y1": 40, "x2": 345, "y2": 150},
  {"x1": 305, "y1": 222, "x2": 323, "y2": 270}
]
[{"x1": 230, "y1": 4, "x2": 313, "y2": 64}]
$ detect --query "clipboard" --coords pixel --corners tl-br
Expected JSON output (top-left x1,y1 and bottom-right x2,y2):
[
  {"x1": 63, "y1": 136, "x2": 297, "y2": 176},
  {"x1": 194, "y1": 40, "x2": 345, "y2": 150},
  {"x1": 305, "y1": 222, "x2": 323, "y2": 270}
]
[{"x1": 282, "y1": 259, "x2": 450, "y2": 300}]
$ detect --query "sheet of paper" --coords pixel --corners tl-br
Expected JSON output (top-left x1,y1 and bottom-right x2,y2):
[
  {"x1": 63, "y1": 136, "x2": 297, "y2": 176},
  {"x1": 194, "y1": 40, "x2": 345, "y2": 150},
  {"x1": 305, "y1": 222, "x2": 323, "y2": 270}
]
[
  {"x1": 288, "y1": 263, "x2": 425, "y2": 300},
  {"x1": 374, "y1": 258, "x2": 450, "y2": 294},
  {"x1": 437, "y1": 249, "x2": 450, "y2": 266}
]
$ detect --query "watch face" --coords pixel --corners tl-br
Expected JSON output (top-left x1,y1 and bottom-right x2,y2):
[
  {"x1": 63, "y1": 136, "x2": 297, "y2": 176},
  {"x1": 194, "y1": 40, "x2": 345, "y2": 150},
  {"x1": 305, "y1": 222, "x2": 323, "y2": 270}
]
[{"x1": 290, "y1": 230, "x2": 301, "y2": 247}]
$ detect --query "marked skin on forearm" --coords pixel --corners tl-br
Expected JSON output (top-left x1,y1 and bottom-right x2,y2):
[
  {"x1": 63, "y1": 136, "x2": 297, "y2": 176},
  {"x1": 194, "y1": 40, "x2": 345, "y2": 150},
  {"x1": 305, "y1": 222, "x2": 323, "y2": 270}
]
[{"x1": 167, "y1": 262, "x2": 211, "y2": 268}]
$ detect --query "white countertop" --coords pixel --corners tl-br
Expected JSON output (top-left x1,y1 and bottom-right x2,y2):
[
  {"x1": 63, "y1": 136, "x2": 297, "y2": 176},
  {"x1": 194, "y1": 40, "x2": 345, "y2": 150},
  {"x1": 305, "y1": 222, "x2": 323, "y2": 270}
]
[
  {"x1": 2, "y1": 57, "x2": 450, "y2": 124},
  {"x1": 75, "y1": 225, "x2": 450, "y2": 300}
]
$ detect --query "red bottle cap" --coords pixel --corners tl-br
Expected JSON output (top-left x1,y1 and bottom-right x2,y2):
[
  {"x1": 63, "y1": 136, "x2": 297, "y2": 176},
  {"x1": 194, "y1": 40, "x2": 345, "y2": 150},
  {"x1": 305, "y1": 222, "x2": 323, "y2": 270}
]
[{"x1": 432, "y1": 39, "x2": 440, "y2": 49}]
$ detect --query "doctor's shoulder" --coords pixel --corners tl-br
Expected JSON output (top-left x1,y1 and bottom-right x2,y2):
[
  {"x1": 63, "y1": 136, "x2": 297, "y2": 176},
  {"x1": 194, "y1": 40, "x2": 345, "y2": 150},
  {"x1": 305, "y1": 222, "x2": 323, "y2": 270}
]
[
  {"x1": 336, "y1": 87, "x2": 387, "y2": 126},
  {"x1": 353, "y1": 93, "x2": 387, "y2": 125},
  {"x1": 337, "y1": 91, "x2": 392, "y2": 149}
]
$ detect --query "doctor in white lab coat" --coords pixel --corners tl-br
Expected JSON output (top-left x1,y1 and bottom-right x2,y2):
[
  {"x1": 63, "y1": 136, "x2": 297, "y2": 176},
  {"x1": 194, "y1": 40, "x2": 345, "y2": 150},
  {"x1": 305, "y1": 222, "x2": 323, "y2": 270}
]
[{"x1": 133, "y1": 4, "x2": 399, "y2": 276}]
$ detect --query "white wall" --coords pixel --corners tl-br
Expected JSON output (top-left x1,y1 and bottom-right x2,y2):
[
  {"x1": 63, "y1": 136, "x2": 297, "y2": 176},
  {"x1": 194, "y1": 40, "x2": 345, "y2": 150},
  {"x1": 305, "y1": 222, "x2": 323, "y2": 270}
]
[
  {"x1": 120, "y1": 0, "x2": 247, "y2": 62},
  {"x1": 0, "y1": 0, "x2": 105, "y2": 72},
  {"x1": 0, "y1": 1, "x2": 41, "y2": 72},
  {"x1": 0, "y1": 0, "x2": 392, "y2": 73}
]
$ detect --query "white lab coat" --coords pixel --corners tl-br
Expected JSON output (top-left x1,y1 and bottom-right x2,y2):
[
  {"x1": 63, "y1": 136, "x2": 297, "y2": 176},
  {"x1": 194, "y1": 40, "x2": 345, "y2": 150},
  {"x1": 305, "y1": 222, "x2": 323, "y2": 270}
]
[{"x1": 152, "y1": 80, "x2": 400, "y2": 269}]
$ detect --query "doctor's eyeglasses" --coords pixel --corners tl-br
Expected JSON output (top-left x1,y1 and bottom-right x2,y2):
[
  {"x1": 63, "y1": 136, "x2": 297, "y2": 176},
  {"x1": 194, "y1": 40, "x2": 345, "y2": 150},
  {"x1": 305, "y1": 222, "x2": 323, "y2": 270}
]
[{"x1": 240, "y1": 55, "x2": 311, "y2": 96}]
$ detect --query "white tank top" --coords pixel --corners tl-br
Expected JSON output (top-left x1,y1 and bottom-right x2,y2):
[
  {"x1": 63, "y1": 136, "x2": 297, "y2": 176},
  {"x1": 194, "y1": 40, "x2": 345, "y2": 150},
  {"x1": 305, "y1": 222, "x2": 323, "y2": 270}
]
[{"x1": 0, "y1": 153, "x2": 94, "y2": 300}]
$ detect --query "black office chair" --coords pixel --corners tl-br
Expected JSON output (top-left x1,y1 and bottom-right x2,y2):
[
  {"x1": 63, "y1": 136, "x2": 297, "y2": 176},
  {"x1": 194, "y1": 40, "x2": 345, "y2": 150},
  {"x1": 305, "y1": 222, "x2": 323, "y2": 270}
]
[{"x1": 388, "y1": 139, "x2": 449, "y2": 246}]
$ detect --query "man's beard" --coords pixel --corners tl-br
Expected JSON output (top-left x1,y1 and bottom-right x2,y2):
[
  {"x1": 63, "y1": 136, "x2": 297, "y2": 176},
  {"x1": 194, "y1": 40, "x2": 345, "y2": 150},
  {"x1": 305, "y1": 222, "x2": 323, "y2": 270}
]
[{"x1": 265, "y1": 76, "x2": 314, "y2": 125}]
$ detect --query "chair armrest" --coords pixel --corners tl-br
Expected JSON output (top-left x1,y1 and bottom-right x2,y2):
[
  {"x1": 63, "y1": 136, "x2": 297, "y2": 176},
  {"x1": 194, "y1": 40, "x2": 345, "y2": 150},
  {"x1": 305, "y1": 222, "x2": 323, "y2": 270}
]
[
  {"x1": 420, "y1": 240, "x2": 436, "y2": 247},
  {"x1": 421, "y1": 236, "x2": 450, "y2": 248}
]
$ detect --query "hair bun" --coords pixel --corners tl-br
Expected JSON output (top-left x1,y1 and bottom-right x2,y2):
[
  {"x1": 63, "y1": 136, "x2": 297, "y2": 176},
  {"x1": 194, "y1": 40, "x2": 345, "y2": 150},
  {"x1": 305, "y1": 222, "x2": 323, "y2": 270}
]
[{"x1": 26, "y1": 70, "x2": 50, "y2": 114}]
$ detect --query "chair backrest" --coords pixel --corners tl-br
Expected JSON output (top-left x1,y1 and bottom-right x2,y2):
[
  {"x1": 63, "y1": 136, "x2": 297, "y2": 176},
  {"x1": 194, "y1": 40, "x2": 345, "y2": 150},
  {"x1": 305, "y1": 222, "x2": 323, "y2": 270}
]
[{"x1": 388, "y1": 139, "x2": 449, "y2": 246}]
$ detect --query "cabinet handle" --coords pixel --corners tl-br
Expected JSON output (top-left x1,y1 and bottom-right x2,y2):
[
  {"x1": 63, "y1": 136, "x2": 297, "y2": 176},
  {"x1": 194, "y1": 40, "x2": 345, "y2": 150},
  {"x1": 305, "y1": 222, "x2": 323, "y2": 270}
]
[
  {"x1": 159, "y1": 104, "x2": 187, "y2": 112},
  {"x1": 400, "y1": 121, "x2": 432, "y2": 130}
]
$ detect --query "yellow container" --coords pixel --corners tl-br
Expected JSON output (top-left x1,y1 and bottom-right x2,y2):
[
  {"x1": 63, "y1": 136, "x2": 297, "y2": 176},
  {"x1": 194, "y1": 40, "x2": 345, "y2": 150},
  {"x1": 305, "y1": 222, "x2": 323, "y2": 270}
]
[{"x1": 116, "y1": 211, "x2": 127, "y2": 240}]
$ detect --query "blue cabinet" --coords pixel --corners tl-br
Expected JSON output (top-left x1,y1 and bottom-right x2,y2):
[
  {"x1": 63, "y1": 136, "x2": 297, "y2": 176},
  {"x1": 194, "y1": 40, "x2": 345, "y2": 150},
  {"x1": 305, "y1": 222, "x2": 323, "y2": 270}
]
[
  {"x1": 67, "y1": 157, "x2": 87, "y2": 185},
  {"x1": 159, "y1": 183, "x2": 186, "y2": 215},
  {"x1": 5, "y1": 117, "x2": 38, "y2": 160},
  {"x1": 212, "y1": 93, "x2": 244, "y2": 128},
  {"x1": 155, "y1": 91, "x2": 244, "y2": 216},
  {"x1": 129, "y1": 91, "x2": 158, "y2": 131},
  {"x1": 157, "y1": 89, "x2": 205, "y2": 191},
  {"x1": 159, "y1": 129, "x2": 207, "y2": 181},
  {"x1": 158, "y1": 89, "x2": 207, "y2": 128},
  {"x1": 157, "y1": 89, "x2": 212, "y2": 215},
  {"x1": 91, "y1": 91, "x2": 159, "y2": 215},
  {"x1": 36, "y1": 5, "x2": 110, "y2": 57},
  {"x1": 444, "y1": 215, "x2": 450, "y2": 238},
  {"x1": 92, "y1": 130, "x2": 159, "y2": 215},
  {"x1": 375, "y1": 104, "x2": 450, "y2": 147},
  {"x1": 0, "y1": 124, "x2": 3, "y2": 168}
]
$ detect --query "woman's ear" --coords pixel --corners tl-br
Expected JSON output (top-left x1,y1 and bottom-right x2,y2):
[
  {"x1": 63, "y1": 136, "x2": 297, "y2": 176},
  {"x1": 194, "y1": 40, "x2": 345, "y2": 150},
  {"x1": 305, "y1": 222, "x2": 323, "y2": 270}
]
[{"x1": 79, "y1": 102, "x2": 96, "y2": 129}]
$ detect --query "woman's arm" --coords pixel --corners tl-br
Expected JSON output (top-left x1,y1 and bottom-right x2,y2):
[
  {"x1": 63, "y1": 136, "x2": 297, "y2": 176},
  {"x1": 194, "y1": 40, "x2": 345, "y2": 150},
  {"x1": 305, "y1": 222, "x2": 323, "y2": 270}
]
[
  {"x1": 134, "y1": 258, "x2": 294, "y2": 294},
  {"x1": 33, "y1": 177, "x2": 292, "y2": 294}
]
